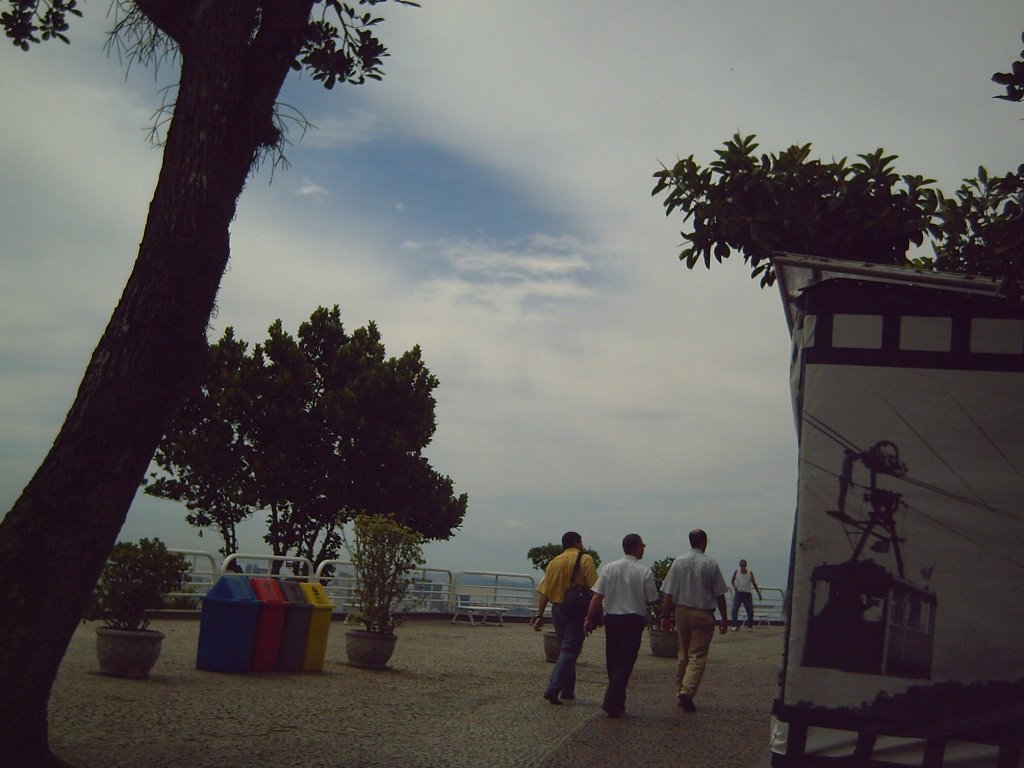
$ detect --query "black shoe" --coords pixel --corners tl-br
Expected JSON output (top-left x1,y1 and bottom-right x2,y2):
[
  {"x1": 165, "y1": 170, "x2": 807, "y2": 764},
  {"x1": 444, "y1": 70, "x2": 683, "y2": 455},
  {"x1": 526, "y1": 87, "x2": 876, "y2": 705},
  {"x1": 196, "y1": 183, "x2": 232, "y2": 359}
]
[
  {"x1": 543, "y1": 691, "x2": 563, "y2": 705},
  {"x1": 602, "y1": 704, "x2": 624, "y2": 718},
  {"x1": 677, "y1": 693, "x2": 696, "y2": 712},
  {"x1": 561, "y1": 693, "x2": 575, "y2": 700}
]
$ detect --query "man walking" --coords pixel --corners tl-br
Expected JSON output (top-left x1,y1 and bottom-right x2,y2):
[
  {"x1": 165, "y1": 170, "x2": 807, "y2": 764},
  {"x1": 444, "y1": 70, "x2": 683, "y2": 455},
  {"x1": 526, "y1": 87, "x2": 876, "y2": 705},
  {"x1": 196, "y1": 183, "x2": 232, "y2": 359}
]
[
  {"x1": 533, "y1": 531, "x2": 598, "y2": 704},
  {"x1": 584, "y1": 533, "x2": 659, "y2": 718},
  {"x1": 659, "y1": 529, "x2": 729, "y2": 712},
  {"x1": 731, "y1": 559, "x2": 763, "y2": 631}
]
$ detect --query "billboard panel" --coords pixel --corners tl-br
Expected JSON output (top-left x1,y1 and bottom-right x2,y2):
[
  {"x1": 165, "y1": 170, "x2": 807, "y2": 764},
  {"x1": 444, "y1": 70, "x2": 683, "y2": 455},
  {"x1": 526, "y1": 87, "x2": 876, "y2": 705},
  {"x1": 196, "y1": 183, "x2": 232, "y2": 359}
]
[{"x1": 771, "y1": 258, "x2": 1024, "y2": 768}]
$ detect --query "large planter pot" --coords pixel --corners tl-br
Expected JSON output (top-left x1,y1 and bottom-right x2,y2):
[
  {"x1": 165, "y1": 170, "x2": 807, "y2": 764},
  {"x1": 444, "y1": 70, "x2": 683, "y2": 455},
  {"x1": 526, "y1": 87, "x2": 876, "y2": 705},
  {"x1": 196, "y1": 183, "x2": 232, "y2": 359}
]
[
  {"x1": 345, "y1": 629, "x2": 397, "y2": 670},
  {"x1": 95, "y1": 627, "x2": 165, "y2": 678},
  {"x1": 647, "y1": 628, "x2": 679, "y2": 658},
  {"x1": 543, "y1": 630, "x2": 560, "y2": 663}
]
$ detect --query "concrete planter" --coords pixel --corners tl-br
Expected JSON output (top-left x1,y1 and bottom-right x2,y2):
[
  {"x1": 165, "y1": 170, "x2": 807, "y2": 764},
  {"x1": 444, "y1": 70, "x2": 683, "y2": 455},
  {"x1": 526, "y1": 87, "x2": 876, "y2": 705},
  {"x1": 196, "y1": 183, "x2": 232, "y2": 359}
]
[
  {"x1": 345, "y1": 629, "x2": 397, "y2": 670},
  {"x1": 647, "y1": 628, "x2": 679, "y2": 658},
  {"x1": 95, "y1": 627, "x2": 165, "y2": 678},
  {"x1": 543, "y1": 630, "x2": 560, "y2": 663}
]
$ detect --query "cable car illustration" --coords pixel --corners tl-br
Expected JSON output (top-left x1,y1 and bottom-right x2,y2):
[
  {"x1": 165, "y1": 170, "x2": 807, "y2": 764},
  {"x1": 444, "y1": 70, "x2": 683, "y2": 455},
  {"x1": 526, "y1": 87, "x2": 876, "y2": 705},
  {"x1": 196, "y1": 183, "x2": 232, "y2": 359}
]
[{"x1": 802, "y1": 440, "x2": 937, "y2": 679}]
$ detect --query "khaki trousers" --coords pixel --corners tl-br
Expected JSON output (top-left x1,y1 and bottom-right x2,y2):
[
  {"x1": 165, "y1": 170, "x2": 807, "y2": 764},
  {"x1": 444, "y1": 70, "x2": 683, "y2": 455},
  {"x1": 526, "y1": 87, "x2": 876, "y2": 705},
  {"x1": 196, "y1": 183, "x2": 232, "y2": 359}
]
[{"x1": 674, "y1": 605, "x2": 716, "y2": 698}]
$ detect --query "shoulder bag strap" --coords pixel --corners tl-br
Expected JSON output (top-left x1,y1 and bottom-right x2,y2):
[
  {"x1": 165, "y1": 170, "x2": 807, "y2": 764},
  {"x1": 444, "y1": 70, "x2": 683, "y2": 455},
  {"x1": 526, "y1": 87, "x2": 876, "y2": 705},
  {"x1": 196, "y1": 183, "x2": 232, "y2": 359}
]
[{"x1": 569, "y1": 551, "x2": 584, "y2": 586}]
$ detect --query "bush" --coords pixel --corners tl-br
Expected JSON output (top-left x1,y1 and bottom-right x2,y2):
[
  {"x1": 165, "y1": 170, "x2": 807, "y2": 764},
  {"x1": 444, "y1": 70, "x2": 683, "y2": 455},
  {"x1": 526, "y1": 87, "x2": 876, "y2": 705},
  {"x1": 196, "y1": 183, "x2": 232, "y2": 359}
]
[
  {"x1": 648, "y1": 555, "x2": 676, "y2": 627},
  {"x1": 84, "y1": 538, "x2": 190, "y2": 631},
  {"x1": 344, "y1": 515, "x2": 424, "y2": 635}
]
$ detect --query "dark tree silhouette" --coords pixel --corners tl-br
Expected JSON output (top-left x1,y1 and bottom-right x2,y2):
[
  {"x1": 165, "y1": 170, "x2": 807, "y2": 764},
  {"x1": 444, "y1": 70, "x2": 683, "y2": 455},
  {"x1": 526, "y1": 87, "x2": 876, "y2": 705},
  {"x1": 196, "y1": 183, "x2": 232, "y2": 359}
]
[{"x1": 0, "y1": 2, "x2": 416, "y2": 764}]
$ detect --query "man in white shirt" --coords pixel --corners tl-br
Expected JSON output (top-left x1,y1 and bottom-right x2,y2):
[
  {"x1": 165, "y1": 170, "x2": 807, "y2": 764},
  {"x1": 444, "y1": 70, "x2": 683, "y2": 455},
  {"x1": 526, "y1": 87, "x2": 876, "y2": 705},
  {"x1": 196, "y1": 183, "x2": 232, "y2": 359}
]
[
  {"x1": 584, "y1": 533, "x2": 659, "y2": 718},
  {"x1": 730, "y1": 559, "x2": 762, "y2": 631},
  {"x1": 659, "y1": 528, "x2": 729, "y2": 712}
]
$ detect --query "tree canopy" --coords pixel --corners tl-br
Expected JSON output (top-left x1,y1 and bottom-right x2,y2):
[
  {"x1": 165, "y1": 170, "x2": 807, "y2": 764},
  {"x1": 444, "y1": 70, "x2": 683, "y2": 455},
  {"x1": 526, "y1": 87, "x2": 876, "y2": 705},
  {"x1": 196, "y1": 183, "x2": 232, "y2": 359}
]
[
  {"x1": 652, "y1": 136, "x2": 939, "y2": 287},
  {"x1": 526, "y1": 542, "x2": 602, "y2": 572},
  {"x1": 652, "y1": 42, "x2": 1024, "y2": 287},
  {"x1": 146, "y1": 306, "x2": 467, "y2": 568}
]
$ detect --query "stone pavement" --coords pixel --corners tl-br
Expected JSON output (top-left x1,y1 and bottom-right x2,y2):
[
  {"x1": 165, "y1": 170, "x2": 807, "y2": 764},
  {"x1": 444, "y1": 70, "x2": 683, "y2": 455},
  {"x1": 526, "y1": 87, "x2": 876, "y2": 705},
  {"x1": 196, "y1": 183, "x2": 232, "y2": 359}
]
[{"x1": 49, "y1": 619, "x2": 782, "y2": 768}]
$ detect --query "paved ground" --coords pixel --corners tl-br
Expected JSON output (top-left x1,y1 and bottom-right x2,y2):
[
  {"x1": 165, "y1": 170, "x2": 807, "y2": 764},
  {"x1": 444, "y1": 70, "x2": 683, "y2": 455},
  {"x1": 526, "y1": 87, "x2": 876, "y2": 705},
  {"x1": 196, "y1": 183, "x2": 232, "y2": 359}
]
[{"x1": 49, "y1": 619, "x2": 782, "y2": 768}]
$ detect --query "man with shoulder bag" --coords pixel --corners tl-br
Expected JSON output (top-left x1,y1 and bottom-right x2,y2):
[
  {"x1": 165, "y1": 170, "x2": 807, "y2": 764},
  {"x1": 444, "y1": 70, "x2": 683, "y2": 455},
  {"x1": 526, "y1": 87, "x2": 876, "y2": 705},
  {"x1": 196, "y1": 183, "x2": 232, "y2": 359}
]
[{"x1": 533, "y1": 531, "x2": 598, "y2": 704}]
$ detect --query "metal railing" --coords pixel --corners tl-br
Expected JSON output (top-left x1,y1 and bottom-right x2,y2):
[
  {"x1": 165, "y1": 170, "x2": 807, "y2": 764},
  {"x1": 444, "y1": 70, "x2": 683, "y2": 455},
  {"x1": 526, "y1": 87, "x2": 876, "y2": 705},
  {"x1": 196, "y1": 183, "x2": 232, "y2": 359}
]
[
  {"x1": 748, "y1": 587, "x2": 786, "y2": 626},
  {"x1": 164, "y1": 548, "x2": 784, "y2": 624},
  {"x1": 166, "y1": 549, "x2": 221, "y2": 607},
  {"x1": 313, "y1": 560, "x2": 455, "y2": 616},
  {"x1": 451, "y1": 571, "x2": 538, "y2": 616}
]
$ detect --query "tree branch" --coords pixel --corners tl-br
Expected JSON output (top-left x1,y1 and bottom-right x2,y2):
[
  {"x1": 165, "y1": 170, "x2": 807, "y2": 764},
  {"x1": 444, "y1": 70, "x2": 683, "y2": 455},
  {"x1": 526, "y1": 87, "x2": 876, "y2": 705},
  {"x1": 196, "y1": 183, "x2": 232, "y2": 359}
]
[{"x1": 133, "y1": 0, "x2": 194, "y2": 45}]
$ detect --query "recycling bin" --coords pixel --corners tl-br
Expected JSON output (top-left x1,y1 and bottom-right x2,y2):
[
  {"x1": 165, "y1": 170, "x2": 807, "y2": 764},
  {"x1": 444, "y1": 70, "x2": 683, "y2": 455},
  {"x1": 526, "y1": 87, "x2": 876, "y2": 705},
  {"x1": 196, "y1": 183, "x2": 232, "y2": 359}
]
[
  {"x1": 249, "y1": 577, "x2": 286, "y2": 672},
  {"x1": 196, "y1": 574, "x2": 261, "y2": 673},
  {"x1": 276, "y1": 580, "x2": 313, "y2": 672},
  {"x1": 299, "y1": 582, "x2": 334, "y2": 671}
]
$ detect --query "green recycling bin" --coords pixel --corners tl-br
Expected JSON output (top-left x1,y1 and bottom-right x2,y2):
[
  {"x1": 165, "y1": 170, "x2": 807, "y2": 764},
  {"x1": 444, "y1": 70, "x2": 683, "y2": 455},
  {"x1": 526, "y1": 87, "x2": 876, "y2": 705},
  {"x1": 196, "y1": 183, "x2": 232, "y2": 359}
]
[{"x1": 277, "y1": 580, "x2": 312, "y2": 672}]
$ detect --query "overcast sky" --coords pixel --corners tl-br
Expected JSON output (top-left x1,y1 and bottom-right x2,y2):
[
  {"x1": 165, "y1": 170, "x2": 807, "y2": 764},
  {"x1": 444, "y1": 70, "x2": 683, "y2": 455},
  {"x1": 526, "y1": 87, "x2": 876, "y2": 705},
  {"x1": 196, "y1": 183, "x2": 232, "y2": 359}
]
[{"x1": 2, "y1": 2, "x2": 1020, "y2": 588}]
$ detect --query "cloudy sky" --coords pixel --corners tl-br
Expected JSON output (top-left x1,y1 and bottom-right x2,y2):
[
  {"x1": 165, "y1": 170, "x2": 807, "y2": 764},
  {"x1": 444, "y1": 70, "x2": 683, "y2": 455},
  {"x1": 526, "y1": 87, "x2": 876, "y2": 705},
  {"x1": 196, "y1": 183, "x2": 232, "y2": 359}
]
[{"x1": 2, "y1": 2, "x2": 1020, "y2": 588}]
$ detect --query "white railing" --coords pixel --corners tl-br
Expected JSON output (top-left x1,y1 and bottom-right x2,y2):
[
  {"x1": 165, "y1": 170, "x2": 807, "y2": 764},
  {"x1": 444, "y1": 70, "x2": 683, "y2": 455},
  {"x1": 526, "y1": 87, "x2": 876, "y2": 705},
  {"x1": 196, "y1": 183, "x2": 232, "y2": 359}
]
[
  {"x1": 221, "y1": 553, "x2": 316, "y2": 579},
  {"x1": 452, "y1": 571, "x2": 538, "y2": 616},
  {"x1": 753, "y1": 587, "x2": 786, "y2": 626},
  {"x1": 164, "y1": 548, "x2": 785, "y2": 623},
  {"x1": 167, "y1": 549, "x2": 221, "y2": 606},
  {"x1": 313, "y1": 560, "x2": 455, "y2": 616}
]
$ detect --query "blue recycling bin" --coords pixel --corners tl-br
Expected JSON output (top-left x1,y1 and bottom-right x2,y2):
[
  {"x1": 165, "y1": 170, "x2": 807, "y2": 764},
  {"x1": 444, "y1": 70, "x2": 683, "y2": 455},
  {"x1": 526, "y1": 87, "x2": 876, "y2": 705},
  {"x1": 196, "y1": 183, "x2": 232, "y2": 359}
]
[{"x1": 196, "y1": 574, "x2": 261, "y2": 673}]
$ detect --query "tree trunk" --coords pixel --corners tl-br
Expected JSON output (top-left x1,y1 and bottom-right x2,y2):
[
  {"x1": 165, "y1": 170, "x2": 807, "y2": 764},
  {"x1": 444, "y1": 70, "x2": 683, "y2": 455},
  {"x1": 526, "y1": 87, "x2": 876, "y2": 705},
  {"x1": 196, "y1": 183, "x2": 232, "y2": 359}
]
[{"x1": 0, "y1": 3, "x2": 313, "y2": 765}]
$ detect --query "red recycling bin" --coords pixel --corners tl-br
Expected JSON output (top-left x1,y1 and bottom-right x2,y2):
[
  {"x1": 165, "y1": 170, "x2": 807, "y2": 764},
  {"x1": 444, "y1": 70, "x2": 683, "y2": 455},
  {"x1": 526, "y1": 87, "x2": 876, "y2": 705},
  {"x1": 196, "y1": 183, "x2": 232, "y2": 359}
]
[{"x1": 249, "y1": 577, "x2": 286, "y2": 672}]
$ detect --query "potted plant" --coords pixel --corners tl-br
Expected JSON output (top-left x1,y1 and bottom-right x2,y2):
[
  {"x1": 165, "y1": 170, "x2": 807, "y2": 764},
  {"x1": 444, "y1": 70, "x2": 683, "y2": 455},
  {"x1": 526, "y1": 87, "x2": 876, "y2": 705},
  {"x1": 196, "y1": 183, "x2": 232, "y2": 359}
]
[
  {"x1": 342, "y1": 514, "x2": 424, "y2": 669},
  {"x1": 647, "y1": 555, "x2": 679, "y2": 658},
  {"x1": 83, "y1": 537, "x2": 189, "y2": 677}
]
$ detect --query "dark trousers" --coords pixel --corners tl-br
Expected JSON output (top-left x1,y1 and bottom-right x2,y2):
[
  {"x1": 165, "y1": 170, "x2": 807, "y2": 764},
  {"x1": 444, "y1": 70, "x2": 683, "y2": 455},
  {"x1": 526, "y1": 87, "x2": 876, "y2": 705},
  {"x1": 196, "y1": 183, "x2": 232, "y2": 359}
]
[
  {"x1": 602, "y1": 613, "x2": 646, "y2": 714},
  {"x1": 732, "y1": 591, "x2": 755, "y2": 627},
  {"x1": 546, "y1": 603, "x2": 585, "y2": 697}
]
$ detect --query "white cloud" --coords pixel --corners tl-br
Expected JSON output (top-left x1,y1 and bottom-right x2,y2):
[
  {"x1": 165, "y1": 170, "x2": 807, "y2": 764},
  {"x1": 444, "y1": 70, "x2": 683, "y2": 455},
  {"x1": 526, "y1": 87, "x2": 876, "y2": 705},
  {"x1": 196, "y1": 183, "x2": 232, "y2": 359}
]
[
  {"x1": 295, "y1": 177, "x2": 329, "y2": 197},
  {"x1": 300, "y1": 107, "x2": 386, "y2": 149}
]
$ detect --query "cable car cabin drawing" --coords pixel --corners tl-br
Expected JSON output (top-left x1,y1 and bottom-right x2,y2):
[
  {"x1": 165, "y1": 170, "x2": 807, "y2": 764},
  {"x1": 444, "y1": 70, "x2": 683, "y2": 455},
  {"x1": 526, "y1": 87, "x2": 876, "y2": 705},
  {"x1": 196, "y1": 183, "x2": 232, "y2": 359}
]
[{"x1": 802, "y1": 440, "x2": 937, "y2": 680}]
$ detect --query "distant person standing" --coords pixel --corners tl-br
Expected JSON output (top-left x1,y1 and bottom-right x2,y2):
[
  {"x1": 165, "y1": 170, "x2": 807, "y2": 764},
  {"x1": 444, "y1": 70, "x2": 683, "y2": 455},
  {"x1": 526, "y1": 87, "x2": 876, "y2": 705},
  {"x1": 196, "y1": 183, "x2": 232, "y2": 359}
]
[
  {"x1": 533, "y1": 531, "x2": 598, "y2": 705},
  {"x1": 659, "y1": 528, "x2": 728, "y2": 712},
  {"x1": 584, "y1": 533, "x2": 659, "y2": 718},
  {"x1": 730, "y1": 559, "x2": 762, "y2": 631}
]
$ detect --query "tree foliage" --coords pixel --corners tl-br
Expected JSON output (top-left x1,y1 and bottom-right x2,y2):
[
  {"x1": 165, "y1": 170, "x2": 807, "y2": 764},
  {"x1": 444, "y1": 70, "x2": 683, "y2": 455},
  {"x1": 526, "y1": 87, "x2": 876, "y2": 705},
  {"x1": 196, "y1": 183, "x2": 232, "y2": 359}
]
[
  {"x1": 526, "y1": 542, "x2": 601, "y2": 572},
  {"x1": 652, "y1": 134, "x2": 940, "y2": 287},
  {"x1": 931, "y1": 166, "x2": 1024, "y2": 279},
  {"x1": 146, "y1": 306, "x2": 467, "y2": 568},
  {"x1": 4, "y1": 0, "x2": 417, "y2": 83},
  {"x1": 145, "y1": 329, "x2": 258, "y2": 556},
  {"x1": 992, "y1": 31, "x2": 1024, "y2": 103},
  {"x1": 652, "y1": 34, "x2": 1024, "y2": 288}
]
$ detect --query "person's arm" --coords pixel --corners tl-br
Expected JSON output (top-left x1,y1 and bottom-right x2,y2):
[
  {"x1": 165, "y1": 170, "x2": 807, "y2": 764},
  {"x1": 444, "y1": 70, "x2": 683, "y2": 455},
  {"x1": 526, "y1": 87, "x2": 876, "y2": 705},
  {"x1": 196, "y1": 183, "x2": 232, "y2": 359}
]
[
  {"x1": 660, "y1": 593, "x2": 674, "y2": 631},
  {"x1": 731, "y1": 569, "x2": 738, "y2": 589},
  {"x1": 751, "y1": 571, "x2": 763, "y2": 600},
  {"x1": 716, "y1": 594, "x2": 729, "y2": 633},
  {"x1": 583, "y1": 593, "x2": 604, "y2": 635},
  {"x1": 643, "y1": 568, "x2": 659, "y2": 605},
  {"x1": 582, "y1": 554, "x2": 599, "y2": 590},
  {"x1": 533, "y1": 593, "x2": 549, "y2": 630}
]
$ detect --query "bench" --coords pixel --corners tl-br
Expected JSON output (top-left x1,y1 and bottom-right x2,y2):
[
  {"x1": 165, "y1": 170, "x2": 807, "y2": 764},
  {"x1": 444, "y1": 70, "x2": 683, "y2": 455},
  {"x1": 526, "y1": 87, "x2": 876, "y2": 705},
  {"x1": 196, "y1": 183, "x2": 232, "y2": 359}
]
[{"x1": 450, "y1": 585, "x2": 511, "y2": 626}]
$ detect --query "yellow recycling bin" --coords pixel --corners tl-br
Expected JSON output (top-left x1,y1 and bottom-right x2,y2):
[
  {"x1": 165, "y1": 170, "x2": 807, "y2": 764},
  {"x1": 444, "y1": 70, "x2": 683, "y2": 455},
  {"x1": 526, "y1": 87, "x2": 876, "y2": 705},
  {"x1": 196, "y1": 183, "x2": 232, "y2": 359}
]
[{"x1": 299, "y1": 582, "x2": 334, "y2": 671}]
